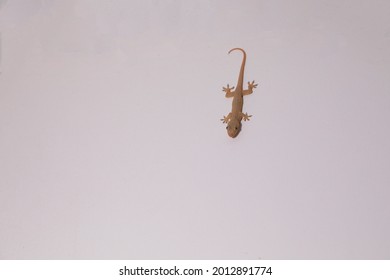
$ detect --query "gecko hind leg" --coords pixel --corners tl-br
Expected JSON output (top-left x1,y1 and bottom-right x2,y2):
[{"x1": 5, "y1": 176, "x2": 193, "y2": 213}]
[
  {"x1": 243, "y1": 80, "x2": 258, "y2": 95},
  {"x1": 222, "y1": 84, "x2": 235, "y2": 98}
]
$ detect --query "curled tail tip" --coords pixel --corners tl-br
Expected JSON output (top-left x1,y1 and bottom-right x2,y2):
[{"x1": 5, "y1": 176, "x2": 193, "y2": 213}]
[{"x1": 228, "y1": 47, "x2": 246, "y2": 55}]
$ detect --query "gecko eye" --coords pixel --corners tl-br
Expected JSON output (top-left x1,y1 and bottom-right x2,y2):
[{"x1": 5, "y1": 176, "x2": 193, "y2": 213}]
[{"x1": 235, "y1": 127, "x2": 238, "y2": 130}]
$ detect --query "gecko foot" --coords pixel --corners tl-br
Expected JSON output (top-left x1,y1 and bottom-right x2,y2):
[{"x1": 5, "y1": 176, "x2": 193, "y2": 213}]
[
  {"x1": 221, "y1": 115, "x2": 230, "y2": 123},
  {"x1": 248, "y1": 80, "x2": 258, "y2": 90},
  {"x1": 222, "y1": 84, "x2": 235, "y2": 94},
  {"x1": 242, "y1": 113, "x2": 252, "y2": 121}
]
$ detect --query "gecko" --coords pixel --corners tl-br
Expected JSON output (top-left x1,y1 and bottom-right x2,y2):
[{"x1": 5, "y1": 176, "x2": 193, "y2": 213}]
[{"x1": 221, "y1": 48, "x2": 257, "y2": 138}]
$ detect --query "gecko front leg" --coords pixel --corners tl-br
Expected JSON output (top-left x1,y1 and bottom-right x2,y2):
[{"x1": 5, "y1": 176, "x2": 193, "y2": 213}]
[
  {"x1": 221, "y1": 113, "x2": 232, "y2": 123},
  {"x1": 240, "y1": 112, "x2": 252, "y2": 121}
]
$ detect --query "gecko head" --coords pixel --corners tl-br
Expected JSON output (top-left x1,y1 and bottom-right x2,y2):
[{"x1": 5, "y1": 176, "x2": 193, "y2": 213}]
[{"x1": 226, "y1": 119, "x2": 241, "y2": 138}]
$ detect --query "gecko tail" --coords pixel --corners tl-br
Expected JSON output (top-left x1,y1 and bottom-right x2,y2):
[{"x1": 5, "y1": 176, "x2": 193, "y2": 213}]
[
  {"x1": 228, "y1": 48, "x2": 246, "y2": 56},
  {"x1": 228, "y1": 48, "x2": 246, "y2": 90}
]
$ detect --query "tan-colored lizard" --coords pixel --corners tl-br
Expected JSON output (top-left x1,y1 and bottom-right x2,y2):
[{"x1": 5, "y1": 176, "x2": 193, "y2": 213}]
[{"x1": 221, "y1": 48, "x2": 257, "y2": 138}]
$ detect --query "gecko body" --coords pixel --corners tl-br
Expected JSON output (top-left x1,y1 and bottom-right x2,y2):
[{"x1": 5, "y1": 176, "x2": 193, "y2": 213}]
[{"x1": 221, "y1": 48, "x2": 257, "y2": 138}]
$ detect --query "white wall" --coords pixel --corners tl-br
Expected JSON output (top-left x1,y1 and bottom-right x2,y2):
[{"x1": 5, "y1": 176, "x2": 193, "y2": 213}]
[{"x1": 0, "y1": 0, "x2": 389, "y2": 259}]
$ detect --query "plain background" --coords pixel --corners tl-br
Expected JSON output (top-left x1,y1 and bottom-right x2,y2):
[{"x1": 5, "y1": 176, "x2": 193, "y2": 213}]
[{"x1": 0, "y1": 0, "x2": 389, "y2": 259}]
